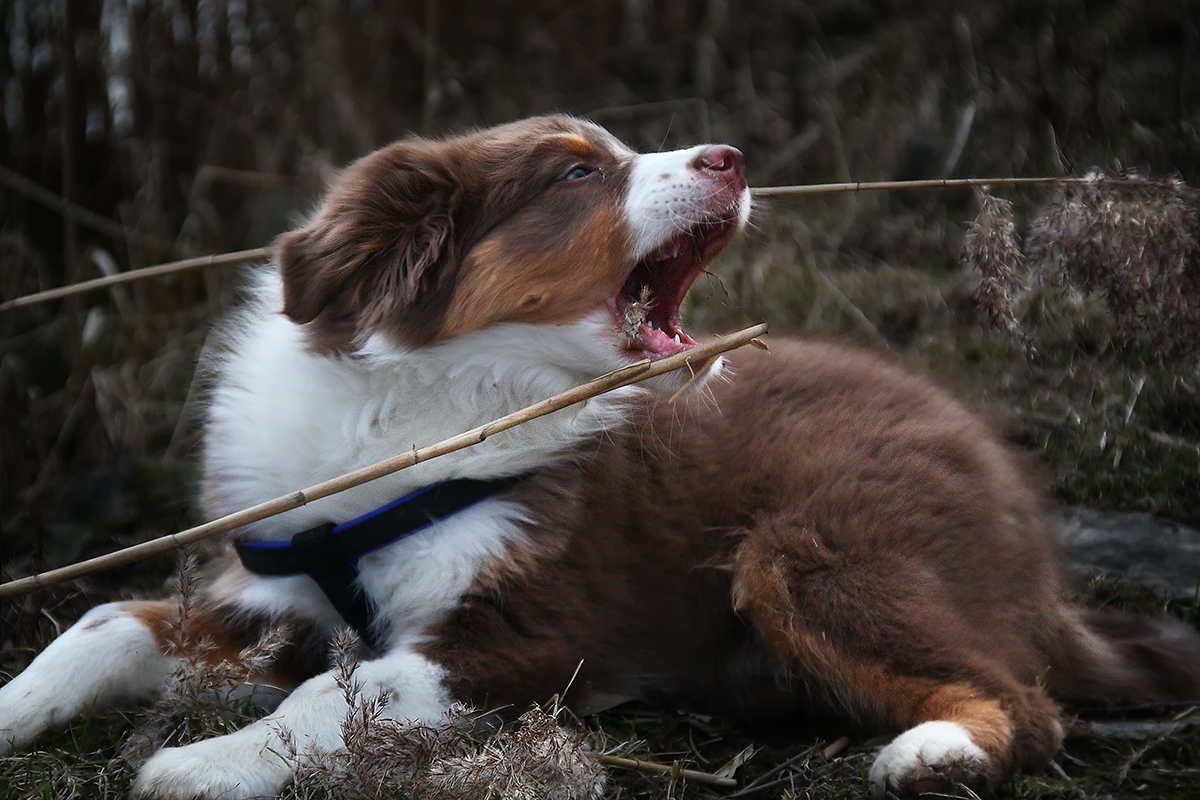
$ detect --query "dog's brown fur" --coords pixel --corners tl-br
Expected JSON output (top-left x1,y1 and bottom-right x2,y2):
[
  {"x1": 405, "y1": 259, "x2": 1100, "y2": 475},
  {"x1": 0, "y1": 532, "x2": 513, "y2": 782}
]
[
  {"x1": 414, "y1": 340, "x2": 1183, "y2": 789},
  {"x1": 228, "y1": 120, "x2": 1200, "y2": 793}
]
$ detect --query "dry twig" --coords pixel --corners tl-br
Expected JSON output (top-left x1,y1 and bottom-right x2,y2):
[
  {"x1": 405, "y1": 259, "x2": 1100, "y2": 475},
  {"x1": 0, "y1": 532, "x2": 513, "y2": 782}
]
[
  {"x1": 594, "y1": 754, "x2": 736, "y2": 789},
  {"x1": 0, "y1": 164, "x2": 184, "y2": 256},
  {"x1": 751, "y1": 176, "x2": 1079, "y2": 198},
  {"x1": 724, "y1": 741, "x2": 824, "y2": 798}
]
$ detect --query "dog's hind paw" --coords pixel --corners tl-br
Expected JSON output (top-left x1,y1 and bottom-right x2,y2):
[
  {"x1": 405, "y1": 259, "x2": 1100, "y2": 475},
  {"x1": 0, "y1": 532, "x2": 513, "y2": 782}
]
[{"x1": 869, "y1": 721, "x2": 989, "y2": 799}]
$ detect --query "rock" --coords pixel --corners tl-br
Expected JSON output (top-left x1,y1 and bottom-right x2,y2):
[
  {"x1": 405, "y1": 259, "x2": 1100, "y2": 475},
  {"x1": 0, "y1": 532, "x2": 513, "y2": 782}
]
[{"x1": 1055, "y1": 507, "x2": 1200, "y2": 602}]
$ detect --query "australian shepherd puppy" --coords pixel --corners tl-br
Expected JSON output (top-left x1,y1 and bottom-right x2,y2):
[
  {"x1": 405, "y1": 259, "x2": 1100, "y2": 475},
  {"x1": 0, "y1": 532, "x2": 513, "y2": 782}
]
[{"x1": 2, "y1": 116, "x2": 1198, "y2": 800}]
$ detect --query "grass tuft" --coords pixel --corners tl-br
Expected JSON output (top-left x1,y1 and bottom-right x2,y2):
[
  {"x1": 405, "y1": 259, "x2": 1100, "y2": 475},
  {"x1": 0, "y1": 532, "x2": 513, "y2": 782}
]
[{"x1": 286, "y1": 630, "x2": 606, "y2": 800}]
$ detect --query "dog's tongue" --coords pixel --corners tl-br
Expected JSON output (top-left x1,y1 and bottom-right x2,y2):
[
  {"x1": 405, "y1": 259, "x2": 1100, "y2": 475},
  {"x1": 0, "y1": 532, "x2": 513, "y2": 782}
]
[{"x1": 633, "y1": 317, "x2": 698, "y2": 358}]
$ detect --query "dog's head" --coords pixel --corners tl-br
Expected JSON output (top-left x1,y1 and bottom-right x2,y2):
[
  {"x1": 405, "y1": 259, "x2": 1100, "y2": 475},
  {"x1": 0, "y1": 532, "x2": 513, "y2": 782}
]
[{"x1": 276, "y1": 115, "x2": 749, "y2": 388}]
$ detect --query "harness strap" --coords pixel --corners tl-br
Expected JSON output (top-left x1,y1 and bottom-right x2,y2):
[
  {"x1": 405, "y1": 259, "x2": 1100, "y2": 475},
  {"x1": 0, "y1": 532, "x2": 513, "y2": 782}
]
[{"x1": 234, "y1": 474, "x2": 529, "y2": 652}]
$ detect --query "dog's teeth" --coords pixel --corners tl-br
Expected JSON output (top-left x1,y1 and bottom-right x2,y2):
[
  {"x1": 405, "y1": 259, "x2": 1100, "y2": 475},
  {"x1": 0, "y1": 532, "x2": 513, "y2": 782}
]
[{"x1": 673, "y1": 333, "x2": 681, "y2": 344}]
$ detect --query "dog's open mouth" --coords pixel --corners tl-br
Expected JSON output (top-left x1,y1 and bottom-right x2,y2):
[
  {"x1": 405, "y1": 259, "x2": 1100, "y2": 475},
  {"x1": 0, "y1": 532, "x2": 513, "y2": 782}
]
[{"x1": 612, "y1": 219, "x2": 739, "y2": 359}]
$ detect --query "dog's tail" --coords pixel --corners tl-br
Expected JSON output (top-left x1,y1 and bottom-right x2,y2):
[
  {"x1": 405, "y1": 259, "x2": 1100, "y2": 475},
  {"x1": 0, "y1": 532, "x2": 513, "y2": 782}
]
[{"x1": 1044, "y1": 607, "x2": 1200, "y2": 703}]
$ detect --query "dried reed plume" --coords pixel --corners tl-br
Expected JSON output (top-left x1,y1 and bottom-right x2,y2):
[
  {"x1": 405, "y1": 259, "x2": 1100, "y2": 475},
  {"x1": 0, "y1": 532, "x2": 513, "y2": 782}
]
[
  {"x1": 621, "y1": 285, "x2": 655, "y2": 345},
  {"x1": 122, "y1": 554, "x2": 290, "y2": 766},
  {"x1": 963, "y1": 186, "x2": 1028, "y2": 348},
  {"x1": 965, "y1": 172, "x2": 1200, "y2": 359},
  {"x1": 290, "y1": 630, "x2": 606, "y2": 800},
  {"x1": 1026, "y1": 171, "x2": 1200, "y2": 354}
]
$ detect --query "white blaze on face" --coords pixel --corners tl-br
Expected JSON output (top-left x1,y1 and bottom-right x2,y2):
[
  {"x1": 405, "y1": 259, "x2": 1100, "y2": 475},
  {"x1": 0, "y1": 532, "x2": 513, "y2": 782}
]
[{"x1": 623, "y1": 145, "x2": 752, "y2": 260}]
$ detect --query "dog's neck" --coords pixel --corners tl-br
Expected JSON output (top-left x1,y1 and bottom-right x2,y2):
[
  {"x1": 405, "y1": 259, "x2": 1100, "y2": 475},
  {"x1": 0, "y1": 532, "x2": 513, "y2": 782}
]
[{"x1": 201, "y1": 274, "x2": 641, "y2": 543}]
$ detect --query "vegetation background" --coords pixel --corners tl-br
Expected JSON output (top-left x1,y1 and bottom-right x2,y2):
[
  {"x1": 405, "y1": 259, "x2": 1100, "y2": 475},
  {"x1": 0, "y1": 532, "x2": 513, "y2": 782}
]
[{"x1": 1, "y1": 1, "x2": 1198, "y2": 798}]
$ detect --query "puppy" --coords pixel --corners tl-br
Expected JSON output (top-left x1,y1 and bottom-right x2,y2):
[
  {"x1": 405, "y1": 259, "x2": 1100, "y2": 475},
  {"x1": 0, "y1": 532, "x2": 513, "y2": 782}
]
[{"x1": 2, "y1": 115, "x2": 1197, "y2": 799}]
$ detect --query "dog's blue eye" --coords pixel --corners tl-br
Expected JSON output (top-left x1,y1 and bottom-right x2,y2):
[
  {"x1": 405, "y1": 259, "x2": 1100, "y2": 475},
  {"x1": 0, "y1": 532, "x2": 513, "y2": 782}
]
[{"x1": 563, "y1": 165, "x2": 594, "y2": 181}]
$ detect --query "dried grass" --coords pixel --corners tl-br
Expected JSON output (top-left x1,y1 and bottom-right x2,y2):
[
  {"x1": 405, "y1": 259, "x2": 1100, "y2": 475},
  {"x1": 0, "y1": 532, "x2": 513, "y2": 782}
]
[
  {"x1": 116, "y1": 565, "x2": 600, "y2": 799},
  {"x1": 620, "y1": 285, "x2": 654, "y2": 345},
  {"x1": 964, "y1": 174, "x2": 1200, "y2": 361},
  {"x1": 1026, "y1": 171, "x2": 1200, "y2": 355},
  {"x1": 289, "y1": 630, "x2": 605, "y2": 800}
]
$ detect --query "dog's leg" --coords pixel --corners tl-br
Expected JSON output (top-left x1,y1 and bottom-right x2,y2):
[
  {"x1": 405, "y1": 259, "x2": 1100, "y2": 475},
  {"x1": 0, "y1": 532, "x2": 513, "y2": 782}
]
[
  {"x1": 0, "y1": 597, "x2": 305, "y2": 756},
  {"x1": 131, "y1": 645, "x2": 451, "y2": 800},
  {"x1": 732, "y1": 522, "x2": 1064, "y2": 799},
  {"x1": 0, "y1": 600, "x2": 181, "y2": 754}
]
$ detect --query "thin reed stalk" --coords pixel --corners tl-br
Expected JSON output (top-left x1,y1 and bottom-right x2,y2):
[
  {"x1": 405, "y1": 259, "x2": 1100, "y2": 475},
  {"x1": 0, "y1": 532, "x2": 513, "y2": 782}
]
[
  {"x1": 0, "y1": 323, "x2": 767, "y2": 599},
  {"x1": 750, "y1": 176, "x2": 1081, "y2": 198}
]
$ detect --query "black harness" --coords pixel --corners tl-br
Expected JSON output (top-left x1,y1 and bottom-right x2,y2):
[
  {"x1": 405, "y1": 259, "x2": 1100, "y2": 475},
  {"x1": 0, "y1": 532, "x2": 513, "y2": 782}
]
[{"x1": 234, "y1": 475, "x2": 527, "y2": 652}]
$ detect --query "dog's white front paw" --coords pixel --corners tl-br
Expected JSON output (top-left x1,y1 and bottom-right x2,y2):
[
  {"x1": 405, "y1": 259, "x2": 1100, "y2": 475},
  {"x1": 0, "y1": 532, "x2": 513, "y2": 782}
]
[
  {"x1": 133, "y1": 730, "x2": 293, "y2": 800},
  {"x1": 869, "y1": 721, "x2": 988, "y2": 799}
]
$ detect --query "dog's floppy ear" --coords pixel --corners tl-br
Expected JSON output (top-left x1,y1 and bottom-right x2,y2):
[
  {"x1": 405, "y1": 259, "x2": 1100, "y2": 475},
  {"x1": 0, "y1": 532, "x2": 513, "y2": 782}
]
[{"x1": 275, "y1": 145, "x2": 460, "y2": 349}]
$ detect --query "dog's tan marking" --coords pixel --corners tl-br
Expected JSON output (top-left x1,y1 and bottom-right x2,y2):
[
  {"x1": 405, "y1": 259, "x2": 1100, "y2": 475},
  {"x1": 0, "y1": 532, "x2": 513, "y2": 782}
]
[
  {"x1": 766, "y1": 620, "x2": 1014, "y2": 760},
  {"x1": 443, "y1": 204, "x2": 631, "y2": 336},
  {"x1": 728, "y1": 531, "x2": 1060, "y2": 783},
  {"x1": 128, "y1": 599, "x2": 247, "y2": 663},
  {"x1": 912, "y1": 682, "x2": 1015, "y2": 762},
  {"x1": 126, "y1": 599, "x2": 306, "y2": 689},
  {"x1": 545, "y1": 133, "x2": 596, "y2": 157}
]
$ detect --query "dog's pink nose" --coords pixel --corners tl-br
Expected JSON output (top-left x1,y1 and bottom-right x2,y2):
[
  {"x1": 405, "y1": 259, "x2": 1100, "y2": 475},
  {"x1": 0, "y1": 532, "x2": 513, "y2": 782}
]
[{"x1": 692, "y1": 145, "x2": 745, "y2": 181}]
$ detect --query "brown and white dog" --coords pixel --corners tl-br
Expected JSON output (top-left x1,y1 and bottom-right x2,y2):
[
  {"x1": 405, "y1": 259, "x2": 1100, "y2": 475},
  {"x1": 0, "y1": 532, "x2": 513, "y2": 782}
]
[{"x1": 2, "y1": 116, "x2": 1198, "y2": 799}]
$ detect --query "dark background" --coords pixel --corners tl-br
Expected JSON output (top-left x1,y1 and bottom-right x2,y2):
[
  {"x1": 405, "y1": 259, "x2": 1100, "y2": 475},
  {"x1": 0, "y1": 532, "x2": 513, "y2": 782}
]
[{"x1": 2, "y1": 3, "x2": 1200, "y2": 797}]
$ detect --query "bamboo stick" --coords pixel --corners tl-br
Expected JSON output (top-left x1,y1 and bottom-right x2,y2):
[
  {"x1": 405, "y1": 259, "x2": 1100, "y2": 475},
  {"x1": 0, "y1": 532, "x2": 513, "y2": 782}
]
[
  {"x1": 0, "y1": 323, "x2": 767, "y2": 599},
  {"x1": 0, "y1": 248, "x2": 268, "y2": 313}
]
